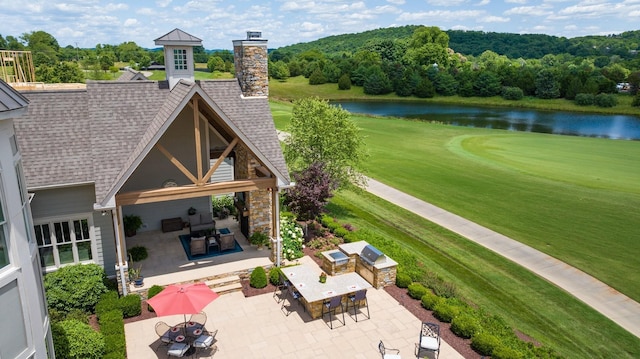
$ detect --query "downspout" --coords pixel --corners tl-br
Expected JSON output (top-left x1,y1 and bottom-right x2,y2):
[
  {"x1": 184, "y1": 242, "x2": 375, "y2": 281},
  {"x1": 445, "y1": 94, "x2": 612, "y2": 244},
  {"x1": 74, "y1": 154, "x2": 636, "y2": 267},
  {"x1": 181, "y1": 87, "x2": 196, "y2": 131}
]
[
  {"x1": 274, "y1": 188, "x2": 281, "y2": 267},
  {"x1": 112, "y1": 207, "x2": 128, "y2": 296}
]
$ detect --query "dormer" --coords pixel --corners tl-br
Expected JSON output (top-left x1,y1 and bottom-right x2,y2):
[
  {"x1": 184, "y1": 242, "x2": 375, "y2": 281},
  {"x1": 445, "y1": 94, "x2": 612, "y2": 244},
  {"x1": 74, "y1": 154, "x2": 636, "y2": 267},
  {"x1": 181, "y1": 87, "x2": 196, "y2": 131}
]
[{"x1": 154, "y1": 28, "x2": 202, "y2": 89}]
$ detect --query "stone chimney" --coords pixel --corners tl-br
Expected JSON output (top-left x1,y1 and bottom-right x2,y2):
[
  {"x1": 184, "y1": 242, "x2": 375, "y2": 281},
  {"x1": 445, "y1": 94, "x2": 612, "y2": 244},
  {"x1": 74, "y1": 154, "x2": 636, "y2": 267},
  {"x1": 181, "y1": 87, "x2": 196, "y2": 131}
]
[
  {"x1": 154, "y1": 29, "x2": 202, "y2": 89},
  {"x1": 233, "y1": 31, "x2": 268, "y2": 97}
]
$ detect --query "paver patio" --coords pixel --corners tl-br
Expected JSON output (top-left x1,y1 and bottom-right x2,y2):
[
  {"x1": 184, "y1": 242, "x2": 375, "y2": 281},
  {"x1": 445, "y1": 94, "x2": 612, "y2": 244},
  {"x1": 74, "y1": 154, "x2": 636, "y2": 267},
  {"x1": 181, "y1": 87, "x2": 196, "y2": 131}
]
[{"x1": 125, "y1": 256, "x2": 464, "y2": 359}]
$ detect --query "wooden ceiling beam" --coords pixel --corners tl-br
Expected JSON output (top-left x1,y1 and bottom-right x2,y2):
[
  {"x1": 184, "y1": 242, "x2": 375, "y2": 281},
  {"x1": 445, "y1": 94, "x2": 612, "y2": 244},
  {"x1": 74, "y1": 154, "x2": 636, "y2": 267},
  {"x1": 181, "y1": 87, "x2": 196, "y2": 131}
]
[
  {"x1": 115, "y1": 178, "x2": 276, "y2": 206},
  {"x1": 202, "y1": 137, "x2": 238, "y2": 183},
  {"x1": 155, "y1": 143, "x2": 198, "y2": 184}
]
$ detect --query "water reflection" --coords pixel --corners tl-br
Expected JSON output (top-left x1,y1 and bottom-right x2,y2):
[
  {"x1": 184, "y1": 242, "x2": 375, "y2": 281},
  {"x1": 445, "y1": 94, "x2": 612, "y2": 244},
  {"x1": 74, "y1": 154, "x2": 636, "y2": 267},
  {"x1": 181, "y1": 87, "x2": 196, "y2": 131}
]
[{"x1": 333, "y1": 101, "x2": 640, "y2": 140}]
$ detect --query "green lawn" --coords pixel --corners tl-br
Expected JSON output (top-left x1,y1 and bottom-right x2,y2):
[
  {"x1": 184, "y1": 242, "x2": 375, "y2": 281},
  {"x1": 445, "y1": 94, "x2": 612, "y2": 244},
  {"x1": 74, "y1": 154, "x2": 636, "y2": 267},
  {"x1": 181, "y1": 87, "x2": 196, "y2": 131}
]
[
  {"x1": 270, "y1": 100, "x2": 640, "y2": 302},
  {"x1": 328, "y1": 189, "x2": 640, "y2": 358},
  {"x1": 272, "y1": 99, "x2": 640, "y2": 356}
]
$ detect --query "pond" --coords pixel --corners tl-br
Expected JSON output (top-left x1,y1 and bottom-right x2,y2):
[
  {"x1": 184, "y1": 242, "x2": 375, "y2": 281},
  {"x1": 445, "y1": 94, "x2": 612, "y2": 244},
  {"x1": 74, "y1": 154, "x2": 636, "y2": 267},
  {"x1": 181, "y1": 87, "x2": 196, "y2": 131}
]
[{"x1": 332, "y1": 101, "x2": 640, "y2": 140}]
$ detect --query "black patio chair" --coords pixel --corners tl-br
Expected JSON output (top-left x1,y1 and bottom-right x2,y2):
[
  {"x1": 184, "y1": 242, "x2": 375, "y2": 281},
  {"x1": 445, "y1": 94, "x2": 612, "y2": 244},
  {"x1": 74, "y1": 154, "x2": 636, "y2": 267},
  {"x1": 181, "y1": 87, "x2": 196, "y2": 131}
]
[
  {"x1": 273, "y1": 272, "x2": 290, "y2": 303},
  {"x1": 379, "y1": 340, "x2": 402, "y2": 359},
  {"x1": 280, "y1": 280, "x2": 303, "y2": 316},
  {"x1": 415, "y1": 322, "x2": 440, "y2": 359},
  {"x1": 347, "y1": 289, "x2": 370, "y2": 322},
  {"x1": 322, "y1": 295, "x2": 345, "y2": 329}
]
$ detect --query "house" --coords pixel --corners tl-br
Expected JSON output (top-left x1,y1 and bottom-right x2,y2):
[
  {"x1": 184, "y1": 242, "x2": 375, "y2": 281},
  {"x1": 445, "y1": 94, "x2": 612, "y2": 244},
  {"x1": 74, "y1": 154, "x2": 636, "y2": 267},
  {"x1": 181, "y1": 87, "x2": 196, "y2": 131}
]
[
  {"x1": 117, "y1": 67, "x2": 149, "y2": 81},
  {"x1": 0, "y1": 79, "x2": 54, "y2": 358},
  {"x1": 13, "y1": 29, "x2": 290, "y2": 294}
]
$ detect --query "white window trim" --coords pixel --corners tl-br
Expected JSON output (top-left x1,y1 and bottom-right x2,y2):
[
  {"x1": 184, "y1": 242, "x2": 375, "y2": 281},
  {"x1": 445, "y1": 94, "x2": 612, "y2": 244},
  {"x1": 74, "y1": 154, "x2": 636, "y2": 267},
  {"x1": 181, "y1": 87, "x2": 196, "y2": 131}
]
[{"x1": 33, "y1": 213, "x2": 97, "y2": 272}]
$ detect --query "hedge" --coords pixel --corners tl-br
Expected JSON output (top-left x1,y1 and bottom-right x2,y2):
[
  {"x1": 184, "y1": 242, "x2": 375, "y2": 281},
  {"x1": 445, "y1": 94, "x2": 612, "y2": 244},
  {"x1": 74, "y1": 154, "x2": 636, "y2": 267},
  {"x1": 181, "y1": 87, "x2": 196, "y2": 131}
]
[
  {"x1": 395, "y1": 272, "x2": 412, "y2": 288},
  {"x1": 119, "y1": 294, "x2": 141, "y2": 318},
  {"x1": 407, "y1": 283, "x2": 429, "y2": 300},
  {"x1": 44, "y1": 263, "x2": 108, "y2": 314},
  {"x1": 52, "y1": 319, "x2": 105, "y2": 359}
]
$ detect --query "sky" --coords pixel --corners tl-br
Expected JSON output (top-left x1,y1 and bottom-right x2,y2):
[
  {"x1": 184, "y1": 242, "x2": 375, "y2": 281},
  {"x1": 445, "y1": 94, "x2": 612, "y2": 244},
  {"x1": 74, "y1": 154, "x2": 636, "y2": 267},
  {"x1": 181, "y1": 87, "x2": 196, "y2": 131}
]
[{"x1": 0, "y1": 0, "x2": 638, "y2": 50}]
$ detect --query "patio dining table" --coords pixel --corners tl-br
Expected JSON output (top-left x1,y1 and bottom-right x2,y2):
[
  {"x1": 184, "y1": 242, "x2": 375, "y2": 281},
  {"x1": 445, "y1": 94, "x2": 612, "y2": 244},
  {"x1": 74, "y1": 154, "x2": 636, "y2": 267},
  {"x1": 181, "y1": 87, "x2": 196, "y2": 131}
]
[{"x1": 282, "y1": 264, "x2": 371, "y2": 319}]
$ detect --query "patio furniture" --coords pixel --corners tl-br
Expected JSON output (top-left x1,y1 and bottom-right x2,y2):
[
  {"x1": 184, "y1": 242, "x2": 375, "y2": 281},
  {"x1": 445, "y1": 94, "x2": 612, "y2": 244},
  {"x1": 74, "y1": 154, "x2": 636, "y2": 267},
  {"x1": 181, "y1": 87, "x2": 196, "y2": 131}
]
[
  {"x1": 189, "y1": 212, "x2": 215, "y2": 234},
  {"x1": 379, "y1": 340, "x2": 401, "y2": 359},
  {"x1": 193, "y1": 329, "x2": 218, "y2": 358},
  {"x1": 155, "y1": 321, "x2": 174, "y2": 351},
  {"x1": 186, "y1": 311, "x2": 207, "y2": 335},
  {"x1": 166, "y1": 341, "x2": 190, "y2": 358},
  {"x1": 273, "y1": 273, "x2": 290, "y2": 303},
  {"x1": 347, "y1": 289, "x2": 370, "y2": 322},
  {"x1": 217, "y1": 232, "x2": 236, "y2": 252},
  {"x1": 281, "y1": 280, "x2": 303, "y2": 316},
  {"x1": 322, "y1": 295, "x2": 345, "y2": 329},
  {"x1": 416, "y1": 322, "x2": 440, "y2": 359},
  {"x1": 207, "y1": 235, "x2": 219, "y2": 253},
  {"x1": 190, "y1": 236, "x2": 206, "y2": 256},
  {"x1": 161, "y1": 217, "x2": 183, "y2": 233}
]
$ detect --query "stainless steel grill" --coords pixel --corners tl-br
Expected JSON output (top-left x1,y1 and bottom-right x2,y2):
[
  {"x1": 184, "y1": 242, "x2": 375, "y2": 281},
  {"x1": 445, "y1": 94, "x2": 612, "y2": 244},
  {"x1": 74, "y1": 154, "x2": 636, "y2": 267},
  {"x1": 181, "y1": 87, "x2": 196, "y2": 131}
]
[{"x1": 360, "y1": 244, "x2": 385, "y2": 266}]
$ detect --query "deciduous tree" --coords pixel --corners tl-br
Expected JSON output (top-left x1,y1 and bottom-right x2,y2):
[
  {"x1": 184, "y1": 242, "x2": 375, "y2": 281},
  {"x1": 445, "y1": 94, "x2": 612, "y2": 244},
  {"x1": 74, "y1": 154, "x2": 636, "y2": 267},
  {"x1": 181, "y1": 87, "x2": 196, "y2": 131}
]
[
  {"x1": 284, "y1": 162, "x2": 338, "y2": 220},
  {"x1": 284, "y1": 97, "x2": 367, "y2": 188}
]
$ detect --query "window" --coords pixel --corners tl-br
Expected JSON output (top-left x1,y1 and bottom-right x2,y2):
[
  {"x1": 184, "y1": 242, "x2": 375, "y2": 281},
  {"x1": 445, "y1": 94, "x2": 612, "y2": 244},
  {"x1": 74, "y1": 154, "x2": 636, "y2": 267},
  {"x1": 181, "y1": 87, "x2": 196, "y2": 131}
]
[
  {"x1": 174, "y1": 49, "x2": 188, "y2": 70},
  {"x1": 34, "y1": 217, "x2": 94, "y2": 269},
  {"x1": 14, "y1": 161, "x2": 34, "y2": 245},
  {"x1": 0, "y1": 280, "x2": 28, "y2": 358}
]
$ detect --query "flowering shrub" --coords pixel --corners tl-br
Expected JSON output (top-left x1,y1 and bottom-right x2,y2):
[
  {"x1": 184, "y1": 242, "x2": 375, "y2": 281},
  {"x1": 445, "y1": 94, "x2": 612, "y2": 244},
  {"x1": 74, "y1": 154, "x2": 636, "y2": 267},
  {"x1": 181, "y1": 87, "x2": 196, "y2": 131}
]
[{"x1": 280, "y1": 217, "x2": 305, "y2": 260}]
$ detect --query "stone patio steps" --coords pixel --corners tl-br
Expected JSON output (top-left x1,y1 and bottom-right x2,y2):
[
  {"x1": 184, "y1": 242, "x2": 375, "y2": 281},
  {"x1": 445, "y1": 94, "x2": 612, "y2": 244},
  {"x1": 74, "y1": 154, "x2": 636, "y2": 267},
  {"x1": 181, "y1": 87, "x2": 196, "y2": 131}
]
[{"x1": 205, "y1": 275, "x2": 242, "y2": 295}]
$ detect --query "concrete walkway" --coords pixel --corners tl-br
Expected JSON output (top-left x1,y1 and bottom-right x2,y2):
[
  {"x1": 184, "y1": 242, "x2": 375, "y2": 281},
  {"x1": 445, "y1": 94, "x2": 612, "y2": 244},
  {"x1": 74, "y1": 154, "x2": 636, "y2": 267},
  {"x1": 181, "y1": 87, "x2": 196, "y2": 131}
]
[{"x1": 365, "y1": 178, "x2": 640, "y2": 338}]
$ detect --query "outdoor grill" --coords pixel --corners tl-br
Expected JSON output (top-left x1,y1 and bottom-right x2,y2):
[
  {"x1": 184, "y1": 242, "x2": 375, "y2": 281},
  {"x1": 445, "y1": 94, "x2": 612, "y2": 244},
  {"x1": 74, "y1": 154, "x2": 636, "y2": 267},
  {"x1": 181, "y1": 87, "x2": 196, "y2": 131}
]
[{"x1": 360, "y1": 244, "x2": 386, "y2": 266}]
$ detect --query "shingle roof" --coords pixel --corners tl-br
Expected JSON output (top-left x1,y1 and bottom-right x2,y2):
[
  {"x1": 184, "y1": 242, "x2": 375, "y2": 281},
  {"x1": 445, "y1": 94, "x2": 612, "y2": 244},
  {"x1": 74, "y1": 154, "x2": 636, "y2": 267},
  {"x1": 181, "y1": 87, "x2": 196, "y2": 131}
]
[
  {"x1": 154, "y1": 28, "x2": 202, "y2": 46},
  {"x1": 0, "y1": 79, "x2": 29, "y2": 117},
  {"x1": 117, "y1": 68, "x2": 148, "y2": 81},
  {"x1": 14, "y1": 79, "x2": 289, "y2": 205}
]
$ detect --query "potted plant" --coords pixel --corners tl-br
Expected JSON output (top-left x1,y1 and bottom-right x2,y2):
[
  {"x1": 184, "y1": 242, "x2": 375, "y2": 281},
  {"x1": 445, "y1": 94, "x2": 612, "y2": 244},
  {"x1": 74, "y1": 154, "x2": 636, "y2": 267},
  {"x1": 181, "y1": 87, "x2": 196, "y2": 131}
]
[
  {"x1": 249, "y1": 231, "x2": 269, "y2": 250},
  {"x1": 129, "y1": 265, "x2": 144, "y2": 287},
  {"x1": 319, "y1": 272, "x2": 327, "y2": 283},
  {"x1": 123, "y1": 214, "x2": 142, "y2": 237}
]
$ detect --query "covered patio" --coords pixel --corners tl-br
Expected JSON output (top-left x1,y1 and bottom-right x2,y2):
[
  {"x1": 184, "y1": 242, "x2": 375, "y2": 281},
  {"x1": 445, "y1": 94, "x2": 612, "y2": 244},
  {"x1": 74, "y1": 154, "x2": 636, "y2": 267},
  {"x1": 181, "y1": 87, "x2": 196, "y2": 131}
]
[
  {"x1": 125, "y1": 255, "x2": 465, "y2": 358},
  {"x1": 125, "y1": 216, "x2": 272, "y2": 294}
]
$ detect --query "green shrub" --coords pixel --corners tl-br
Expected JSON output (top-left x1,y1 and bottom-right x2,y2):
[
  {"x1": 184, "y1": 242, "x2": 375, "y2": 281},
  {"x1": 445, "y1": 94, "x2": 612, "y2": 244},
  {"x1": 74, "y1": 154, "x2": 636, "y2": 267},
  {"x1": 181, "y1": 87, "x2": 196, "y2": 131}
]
[
  {"x1": 342, "y1": 232, "x2": 358, "y2": 243},
  {"x1": 333, "y1": 226, "x2": 349, "y2": 238},
  {"x1": 632, "y1": 94, "x2": 640, "y2": 107},
  {"x1": 99, "y1": 310, "x2": 124, "y2": 335},
  {"x1": 52, "y1": 319, "x2": 105, "y2": 359},
  {"x1": 44, "y1": 263, "x2": 108, "y2": 314},
  {"x1": 502, "y1": 86, "x2": 524, "y2": 100},
  {"x1": 119, "y1": 294, "x2": 141, "y2": 318},
  {"x1": 431, "y1": 280, "x2": 458, "y2": 298},
  {"x1": 492, "y1": 345, "x2": 525, "y2": 359},
  {"x1": 407, "y1": 283, "x2": 428, "y2": 299},
  {"x1": 269, "y1": 267, "x2": 282, "y2": 285},
  {"x1": 103, "y1": 351, "x2": 126, "y2": 359},
  {"x1": 250, "y1": 266, "x2": 268, "y2": 288},
  {"x1": 147, "y1": 285, "x2": 165, "y2": 312},
  {"x1": 127, "y1": 245, "x2": 148, "y2": 262},
  {"x1": 433, "y1": 300, "x2": 461, "y2": 323},
  {"x1": 451, "y1": 312, "x2": 481, "y2": 338},
  {"x1": 95, "y1": 291, "x2": 120, "y2": 319},
  {"x1": 595, "y1": 93, "x2": 617, "y2": 107},
  {"x1": 471, "y1": 332, "x2": 500, "y2": 356},
  {"x1": 420, "y1": 291, "x2": 442, "y2": 310},
  {"x1": 395, "y1": 273, "x2": 412, "y2": 288},
  {"x1": 575, "y1": 93, "x2": 595, "y2": 106}
]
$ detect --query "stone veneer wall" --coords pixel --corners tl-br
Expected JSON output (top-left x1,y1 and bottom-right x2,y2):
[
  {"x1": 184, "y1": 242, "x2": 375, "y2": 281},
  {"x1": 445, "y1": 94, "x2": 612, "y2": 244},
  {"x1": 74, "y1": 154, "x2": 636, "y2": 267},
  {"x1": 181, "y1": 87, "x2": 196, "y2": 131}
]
[
  {"x1": 233, "y1": 40, "x2": 268, "y2": 97},
  {"x1": 234, "y1": 144, "x2": 273, "y2": 238}
]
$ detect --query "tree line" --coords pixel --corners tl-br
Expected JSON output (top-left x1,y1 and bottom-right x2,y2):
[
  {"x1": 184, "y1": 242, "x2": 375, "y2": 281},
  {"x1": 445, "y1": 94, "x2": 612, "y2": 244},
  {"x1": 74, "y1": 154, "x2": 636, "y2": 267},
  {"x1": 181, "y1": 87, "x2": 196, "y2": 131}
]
[{"x1": 269, "y1": 26, "x2": 640, "y2": 108}]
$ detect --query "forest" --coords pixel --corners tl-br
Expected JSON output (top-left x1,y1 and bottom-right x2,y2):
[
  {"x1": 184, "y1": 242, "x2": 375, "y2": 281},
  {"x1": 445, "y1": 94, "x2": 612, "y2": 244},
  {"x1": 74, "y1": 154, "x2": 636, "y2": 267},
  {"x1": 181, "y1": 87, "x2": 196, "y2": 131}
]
[{"x1": 2, "y1": 26, "x2": 640, "y2": 108}]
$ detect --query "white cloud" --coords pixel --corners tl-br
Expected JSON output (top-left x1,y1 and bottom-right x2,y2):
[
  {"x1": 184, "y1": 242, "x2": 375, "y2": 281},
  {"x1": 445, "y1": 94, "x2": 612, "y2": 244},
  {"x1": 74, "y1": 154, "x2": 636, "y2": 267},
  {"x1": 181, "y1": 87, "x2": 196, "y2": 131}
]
[
  {"x1": 123, "y1": 18, "x2": 138, "y2": 27},
  {"x1": 476, "y1": 0, "x2": 490, "y2": 6},
  {"x1": 504, "y1": 5, "x2": 553, "y2": 16},
  {"x1": 506, "y1": 0, "x2": 527, "y2": 3},
  {"x1": 397, "y1": 10, "x2": 485, "y2": 21},
  {"x1": 427, "y1": 0, "x2": 468, "y2": 6},
  {"x1": 387, "y1": 0, "x2": 405, "y2": 4},
  {"x1": 479, "y1": 15, "x2": 510, "y2": 22},
  {"x1": 156, "y1": 0, "x2": 173, "y2": 7}
]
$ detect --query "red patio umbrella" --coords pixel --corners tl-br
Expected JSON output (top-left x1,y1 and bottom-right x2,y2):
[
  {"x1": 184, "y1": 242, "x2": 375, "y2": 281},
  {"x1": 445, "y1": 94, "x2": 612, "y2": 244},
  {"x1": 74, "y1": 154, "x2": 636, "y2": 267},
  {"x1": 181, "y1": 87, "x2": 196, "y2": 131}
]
[{"x1": 147, "y1": 282, "x2": 219, "y2": 318}]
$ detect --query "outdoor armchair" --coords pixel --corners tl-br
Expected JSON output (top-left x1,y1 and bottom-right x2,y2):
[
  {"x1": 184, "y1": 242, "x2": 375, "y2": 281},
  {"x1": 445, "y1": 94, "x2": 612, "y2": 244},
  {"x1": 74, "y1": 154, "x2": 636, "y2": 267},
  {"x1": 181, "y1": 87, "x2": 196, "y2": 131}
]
[
  {"x1": 189, "y1": 236, "x2": 206, "y2": 256},
  {"x1": 154, "y1": 321, "x2": 173, "y2": 350},
  {"x1": 217, "y1": 232, "x2": 236, "y2": 251},
  {"x1": 416, "y1": 322, "x2": 440, "y2": 359},
  {"x1": 379, "y1": 340, "x2": 401, "y2": 359}
]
